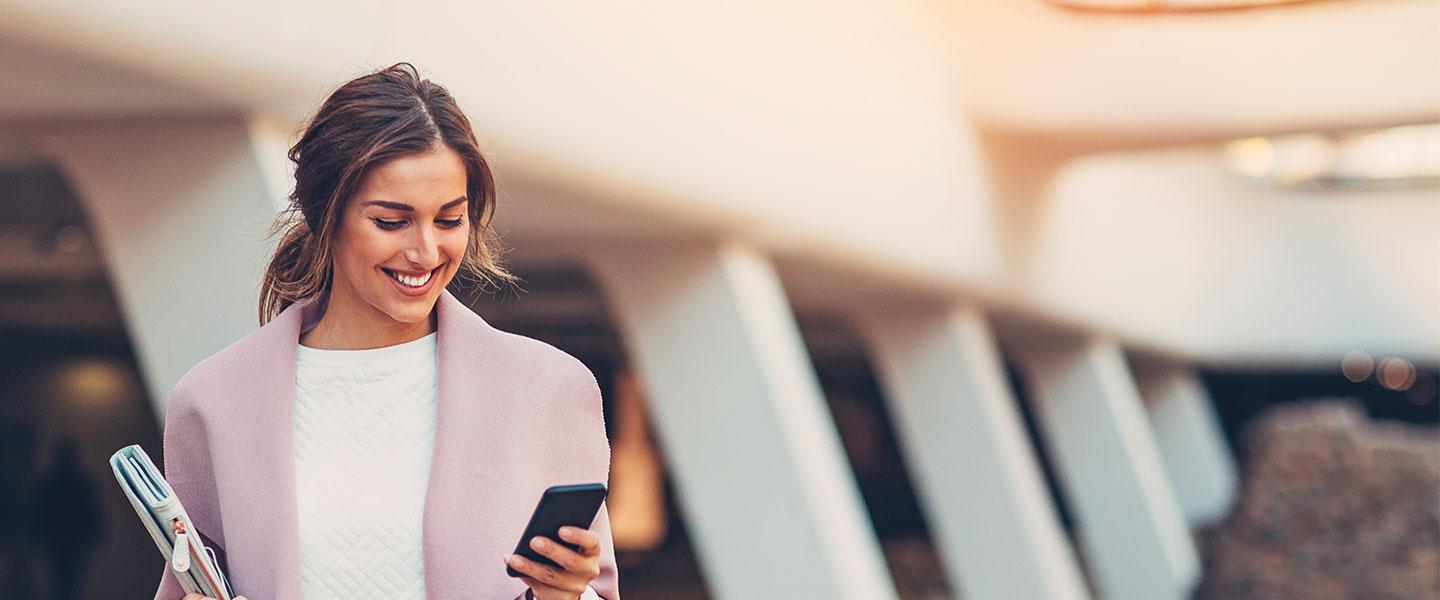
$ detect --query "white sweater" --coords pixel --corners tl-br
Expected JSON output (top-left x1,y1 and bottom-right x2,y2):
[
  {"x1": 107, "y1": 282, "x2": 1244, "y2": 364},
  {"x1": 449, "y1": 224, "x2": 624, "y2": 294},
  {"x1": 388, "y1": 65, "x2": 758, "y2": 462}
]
[{"x1": 293, "y1": 332, "x2": 438, "y2": 600}]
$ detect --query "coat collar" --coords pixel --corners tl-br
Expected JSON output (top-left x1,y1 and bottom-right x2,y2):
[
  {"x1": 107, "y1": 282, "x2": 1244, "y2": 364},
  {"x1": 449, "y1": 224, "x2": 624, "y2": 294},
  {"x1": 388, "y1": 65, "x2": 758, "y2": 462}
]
[{"x1": 231, "y1": 288, "x2": 529, "y2": 600}]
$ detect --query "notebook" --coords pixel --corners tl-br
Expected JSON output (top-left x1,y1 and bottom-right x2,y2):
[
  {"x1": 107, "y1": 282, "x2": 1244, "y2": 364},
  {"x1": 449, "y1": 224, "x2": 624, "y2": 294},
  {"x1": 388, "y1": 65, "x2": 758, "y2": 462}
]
[{"x1": 110, "y1": 444, "x2": 235, "y2": 600}]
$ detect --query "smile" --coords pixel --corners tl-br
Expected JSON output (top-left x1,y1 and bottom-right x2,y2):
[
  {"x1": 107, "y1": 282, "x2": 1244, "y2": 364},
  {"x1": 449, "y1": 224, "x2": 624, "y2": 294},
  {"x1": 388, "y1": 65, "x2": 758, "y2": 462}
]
[{"x1": 382, "y1": 266, "x2": 439, "y2": 290}]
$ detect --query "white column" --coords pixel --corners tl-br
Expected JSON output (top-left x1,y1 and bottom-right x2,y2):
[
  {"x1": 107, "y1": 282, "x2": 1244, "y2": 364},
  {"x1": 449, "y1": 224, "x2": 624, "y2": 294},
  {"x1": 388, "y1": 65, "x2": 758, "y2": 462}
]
[
  {"x1": 1132, "y1": 360, "x2": 1238, "y2": 528},
  {"x1": 858, "y1": 305, "x2": 1091, "y2": 600},
  {"x1": 589, "y1": 241, "x2": 898, "y2": 600},
  {"x1": 37, "y1": 116, "x2": 289, "y2": 426},
  {"x1": 1012, "y1": 337, "x2": 1200, "y2": 600}
]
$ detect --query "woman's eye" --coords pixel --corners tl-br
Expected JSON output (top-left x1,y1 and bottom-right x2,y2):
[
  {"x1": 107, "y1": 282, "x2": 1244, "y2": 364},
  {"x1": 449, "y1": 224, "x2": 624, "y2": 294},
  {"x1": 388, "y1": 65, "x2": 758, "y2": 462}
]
[{"x1": 372, "y1": 217, "x2": 463, "y2": 230}]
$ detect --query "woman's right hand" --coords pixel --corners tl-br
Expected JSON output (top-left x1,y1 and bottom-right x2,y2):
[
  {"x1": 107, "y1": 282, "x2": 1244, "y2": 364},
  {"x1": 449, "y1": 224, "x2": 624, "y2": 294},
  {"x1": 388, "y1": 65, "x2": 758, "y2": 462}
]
[{"x1": 182, "y1": 594, "x2": 248, "y2": 600}]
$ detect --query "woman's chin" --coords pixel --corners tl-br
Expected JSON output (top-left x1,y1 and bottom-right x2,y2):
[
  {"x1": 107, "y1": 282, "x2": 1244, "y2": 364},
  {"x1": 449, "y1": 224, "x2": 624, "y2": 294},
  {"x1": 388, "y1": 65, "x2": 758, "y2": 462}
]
[
  {"x1": 387, "y1": 306, "x2": 434, "y2": 325},
  {"x1": 373, "y1": 297, "x2": 434, "y2": 324}
]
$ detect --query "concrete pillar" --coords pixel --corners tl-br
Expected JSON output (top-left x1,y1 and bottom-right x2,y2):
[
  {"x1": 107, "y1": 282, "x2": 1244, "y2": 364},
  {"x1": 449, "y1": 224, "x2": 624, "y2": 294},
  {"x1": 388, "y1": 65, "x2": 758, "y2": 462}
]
[
  {"x1": 589, "y1": 241, "x2": 898, "y2": 600},
  {"x1": 1132, "y1": 360, "x2": 1238, "y2": 528},
  {"x1": 858, "y1": 304, "x2": 1091, "y2": 600},
  {"x1": 36, "y1": 116, "x2": 289, "y2": 426},
  {"x1": 1012, "y1": 336, "x2": 1200, "y2": 600}
]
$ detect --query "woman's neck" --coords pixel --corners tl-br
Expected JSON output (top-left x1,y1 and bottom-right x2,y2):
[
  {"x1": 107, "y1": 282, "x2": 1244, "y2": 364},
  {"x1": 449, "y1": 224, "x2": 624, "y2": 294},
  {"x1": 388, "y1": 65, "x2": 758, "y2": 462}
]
[{"x1": 299, "y1": 293, "x2": 437, "y2": 350}]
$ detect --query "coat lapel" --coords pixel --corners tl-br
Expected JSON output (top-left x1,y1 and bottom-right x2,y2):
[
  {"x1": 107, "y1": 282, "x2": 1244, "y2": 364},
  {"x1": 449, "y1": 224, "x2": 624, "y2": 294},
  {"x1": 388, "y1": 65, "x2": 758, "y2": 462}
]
[
  {"x1": 223, "y1": 293, "x2": 323, "y2": 600},
  {"x1": 422, "y1": 290, "x2": 621, "y2": 598},
  {"x1": 423, "y1": 289, "x2": 533, "y2": 599}
]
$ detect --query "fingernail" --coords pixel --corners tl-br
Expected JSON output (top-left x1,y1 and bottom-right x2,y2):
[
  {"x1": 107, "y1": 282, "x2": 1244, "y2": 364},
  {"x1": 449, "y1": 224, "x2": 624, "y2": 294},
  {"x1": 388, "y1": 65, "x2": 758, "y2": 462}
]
[
  {"x1": 507, "y1": 554, "x2": 523, "y2": 566},
  {"x1": 532, "y1": 536, "x2": 547, "y2": 549},
  {"x1": 559, "y1": 526, "x2": 573, "y2": 537}
]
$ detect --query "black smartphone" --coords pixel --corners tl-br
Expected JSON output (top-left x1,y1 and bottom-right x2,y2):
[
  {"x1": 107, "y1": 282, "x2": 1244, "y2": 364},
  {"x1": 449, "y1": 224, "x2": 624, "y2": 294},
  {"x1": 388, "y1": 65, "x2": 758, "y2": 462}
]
[{"x1": 506, "y1": 483, "x2": 608, "y2": 578}]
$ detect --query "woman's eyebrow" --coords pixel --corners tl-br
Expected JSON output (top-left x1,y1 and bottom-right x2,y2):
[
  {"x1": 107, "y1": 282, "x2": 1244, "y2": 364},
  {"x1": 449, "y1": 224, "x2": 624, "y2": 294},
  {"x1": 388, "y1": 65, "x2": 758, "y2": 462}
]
[{"x1": 362, "y1": 197, "x2": 467, "y2": 211}]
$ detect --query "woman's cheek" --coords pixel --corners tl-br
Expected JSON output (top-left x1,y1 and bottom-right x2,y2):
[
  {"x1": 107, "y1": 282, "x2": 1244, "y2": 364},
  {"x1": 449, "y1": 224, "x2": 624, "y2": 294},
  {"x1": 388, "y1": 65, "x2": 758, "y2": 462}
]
[{"x1": 445, "y1": 233, "x2": 468, "y2": 259}]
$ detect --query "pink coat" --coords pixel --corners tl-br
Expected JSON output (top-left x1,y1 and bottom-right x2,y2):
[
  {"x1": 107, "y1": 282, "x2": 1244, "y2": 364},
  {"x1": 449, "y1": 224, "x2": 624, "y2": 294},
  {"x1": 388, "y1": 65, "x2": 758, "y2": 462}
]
[{"x1": 153, "y1": 289, "x2": 620, "y2": 599}]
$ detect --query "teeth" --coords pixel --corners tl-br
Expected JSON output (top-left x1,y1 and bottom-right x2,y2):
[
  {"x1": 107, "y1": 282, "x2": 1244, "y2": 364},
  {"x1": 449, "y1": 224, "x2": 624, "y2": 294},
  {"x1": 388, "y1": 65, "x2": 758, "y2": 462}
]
[{"x1": 387, "y1": 268, "x2": 433, "y2": 288}]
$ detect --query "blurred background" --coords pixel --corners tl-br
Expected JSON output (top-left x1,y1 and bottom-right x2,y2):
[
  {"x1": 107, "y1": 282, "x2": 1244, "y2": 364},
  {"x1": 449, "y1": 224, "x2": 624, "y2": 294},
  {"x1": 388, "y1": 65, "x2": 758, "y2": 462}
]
[{"x1": 0, "y1": 1, "x2": 1437, "y2": 599}]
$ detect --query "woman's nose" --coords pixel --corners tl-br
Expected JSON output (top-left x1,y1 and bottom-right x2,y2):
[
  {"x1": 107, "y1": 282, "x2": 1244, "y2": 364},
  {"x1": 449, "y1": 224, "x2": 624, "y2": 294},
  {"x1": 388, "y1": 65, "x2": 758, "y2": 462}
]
[{"x1": 403, "y1": 225, "x2": 441, "y2": 266}]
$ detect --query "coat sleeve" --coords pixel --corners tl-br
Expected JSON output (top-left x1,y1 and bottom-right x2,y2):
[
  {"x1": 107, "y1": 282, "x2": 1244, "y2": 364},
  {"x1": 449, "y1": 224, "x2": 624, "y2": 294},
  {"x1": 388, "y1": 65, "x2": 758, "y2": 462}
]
[
  {"x1": 589, "y1": 502, "x2": 621, "y2": 599},
  {"x1": 579, "y1": 361, "x2": 620, "y2": 600},
  {"x1": 152, "y1": 376, "x2": 224, "y2": 600}
]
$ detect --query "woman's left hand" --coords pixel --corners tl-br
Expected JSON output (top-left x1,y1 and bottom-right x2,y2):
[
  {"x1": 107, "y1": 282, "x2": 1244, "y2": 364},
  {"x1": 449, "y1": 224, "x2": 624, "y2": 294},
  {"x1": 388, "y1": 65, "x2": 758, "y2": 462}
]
[{"x1": 506, "y1": 525, "x2": 603, "y2": 600}]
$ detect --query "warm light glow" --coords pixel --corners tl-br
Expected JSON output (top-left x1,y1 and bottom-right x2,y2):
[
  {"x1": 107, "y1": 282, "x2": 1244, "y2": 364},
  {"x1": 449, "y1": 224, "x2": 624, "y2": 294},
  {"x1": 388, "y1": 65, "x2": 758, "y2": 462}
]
[
  {"x1": 54, "y1": 358, "x2": 130, "y2": 408},
  {"x1": 606, "y1": 369, "x2": 667, "y2": 552},
  {"x1": 1227, "y1": 137, "x2": 1275, "y2": 178},
  {"x1": 1341, "y1": 350, "x2": 1374, "y2": 383},
  {"x1": 1222, "y1": 123, "x2": 1440, "y2": 189},
  {"x1": 1376, "y1": 357, "x2": 1417, "y2": 392},
  {"x1": 1050, "y1": 0, "x2": 1315, "y2": 10},
  {"x1": 1164, "y1": 0, "x2": 1307, "y2": 6}
]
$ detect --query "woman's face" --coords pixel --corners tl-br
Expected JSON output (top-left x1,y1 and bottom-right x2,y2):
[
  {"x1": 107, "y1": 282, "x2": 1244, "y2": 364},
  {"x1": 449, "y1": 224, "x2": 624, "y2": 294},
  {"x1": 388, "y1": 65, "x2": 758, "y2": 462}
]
[{"x1": 329, "y1": 144, "x2": 470, "y2": 327}]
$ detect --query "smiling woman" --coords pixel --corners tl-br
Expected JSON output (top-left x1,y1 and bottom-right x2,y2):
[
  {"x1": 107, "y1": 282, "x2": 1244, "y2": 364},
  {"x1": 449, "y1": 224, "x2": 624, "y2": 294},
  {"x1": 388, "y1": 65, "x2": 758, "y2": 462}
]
[
  {"x1": 258, "y1": 62, "x2": 512, "y2": 331},
  {"x1": 300, "y1": 144, "x2": 473, "y2": 349},
  {"x1": 153, "y1": 63, "x2": 621, "y2": 600}
]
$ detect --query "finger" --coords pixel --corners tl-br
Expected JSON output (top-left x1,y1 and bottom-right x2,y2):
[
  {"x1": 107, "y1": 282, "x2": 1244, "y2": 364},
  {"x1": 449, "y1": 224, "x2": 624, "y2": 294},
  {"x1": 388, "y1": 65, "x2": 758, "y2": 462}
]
[
  {"x1": 508, "y1": 552, "x2": 583, "y2": 591},
  {"x1": 518, "y1": 575, "x2": 556, "y2": 592},
  {"x1": 506, "y1": 553, "x2": 586, "y2": 592},
  {"x1": 529, "y1": 536, "x2": 600, "y2": 579},
  {"x1": 181, "y1": 595, "x2": 211, "y2": 600},
  {"x1": 558, "y1": 526, "x2": 602, "y2": 556}
]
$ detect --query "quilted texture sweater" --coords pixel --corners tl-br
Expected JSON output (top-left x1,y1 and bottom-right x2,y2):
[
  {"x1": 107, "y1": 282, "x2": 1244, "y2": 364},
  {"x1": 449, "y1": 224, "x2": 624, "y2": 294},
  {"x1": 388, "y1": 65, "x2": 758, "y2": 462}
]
[{"x1": 293, "y1": 331, "x2": 438, "y2": 599}]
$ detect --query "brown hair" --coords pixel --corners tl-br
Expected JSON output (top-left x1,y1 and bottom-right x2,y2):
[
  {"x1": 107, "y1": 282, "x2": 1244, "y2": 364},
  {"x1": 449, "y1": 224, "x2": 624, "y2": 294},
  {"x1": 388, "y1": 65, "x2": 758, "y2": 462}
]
[{"x1": 259, "y1": 62, "x2": 512, "y2": 324}]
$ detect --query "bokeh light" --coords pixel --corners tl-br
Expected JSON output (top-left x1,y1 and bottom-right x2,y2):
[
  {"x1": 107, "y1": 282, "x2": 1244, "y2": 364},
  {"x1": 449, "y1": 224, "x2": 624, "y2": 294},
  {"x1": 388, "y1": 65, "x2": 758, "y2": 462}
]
[
  {"x1": 1226, "y1": 137, "x2": 1275, "y2": 178},
  {"x1": 1376, "y1": 357, "x2": 1417, "y2": 392},
  {"x1": 52, "y1": 357, "x2": 131, "y2": 408},
  {"x1": 1341, "y1": 350, "x2": 1374, "y2": 383}
]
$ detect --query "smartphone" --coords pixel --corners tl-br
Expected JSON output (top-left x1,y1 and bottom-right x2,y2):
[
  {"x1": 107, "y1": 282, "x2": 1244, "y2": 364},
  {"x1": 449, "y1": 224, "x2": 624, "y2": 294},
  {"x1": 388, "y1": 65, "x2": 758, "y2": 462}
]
[{"x1": 506, "y1": 483, "x2": 608, "y2": 578}]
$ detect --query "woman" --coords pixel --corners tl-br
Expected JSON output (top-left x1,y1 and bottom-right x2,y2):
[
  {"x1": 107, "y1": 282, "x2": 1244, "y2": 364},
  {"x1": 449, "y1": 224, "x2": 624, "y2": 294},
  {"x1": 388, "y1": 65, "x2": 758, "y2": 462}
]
[{"x1": 158, "y1": 63, "x2": 619, "y2": 600}]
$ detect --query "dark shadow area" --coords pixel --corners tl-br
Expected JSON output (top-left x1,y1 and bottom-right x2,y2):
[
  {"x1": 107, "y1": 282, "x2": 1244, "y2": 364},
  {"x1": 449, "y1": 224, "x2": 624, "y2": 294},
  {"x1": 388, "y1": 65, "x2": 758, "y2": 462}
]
[
  {"x1": 0, "y1": 163, "x2": 167, "y2": 599},
  {"x1": 0, "y1": 325, "x2": 166, "y2": 599},
  {"x1": 1201, "y1": 367, "x2": 1439, "y2": 460}
]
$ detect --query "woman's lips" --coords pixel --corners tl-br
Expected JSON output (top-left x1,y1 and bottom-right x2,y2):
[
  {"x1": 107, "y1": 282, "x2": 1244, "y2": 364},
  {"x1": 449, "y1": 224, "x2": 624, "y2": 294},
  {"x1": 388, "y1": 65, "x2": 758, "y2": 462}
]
[{"x1": 382, "y1": 265, "x2": 440, "y2": 297}]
